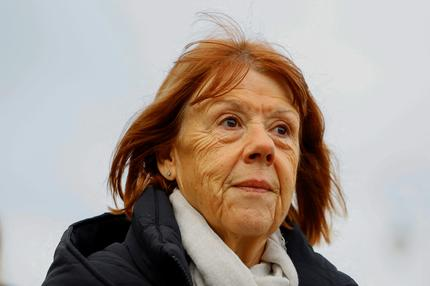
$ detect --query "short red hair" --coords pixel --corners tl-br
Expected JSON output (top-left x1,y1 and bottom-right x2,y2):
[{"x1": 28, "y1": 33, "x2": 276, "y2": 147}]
[{"x1": 109, "y1": 24, "x2": 345, "y2": 245}]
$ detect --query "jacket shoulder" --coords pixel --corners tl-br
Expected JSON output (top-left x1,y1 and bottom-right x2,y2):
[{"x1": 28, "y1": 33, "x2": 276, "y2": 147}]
[
  {"x1": 43, "y1": 213, "x2": 153, "y2": 286},
  {"x1": 42, "y1": 227, "x2": 113, "y2": 286},
  {"x1": 87, "y1": 242, "x2": 154, "y2": 285},
  {"x1": 282, "y1": 225, "x2": 358, "y2": 286},
  {"x1": 294, "y1": 251, "x2": 358, "y2": 286}
]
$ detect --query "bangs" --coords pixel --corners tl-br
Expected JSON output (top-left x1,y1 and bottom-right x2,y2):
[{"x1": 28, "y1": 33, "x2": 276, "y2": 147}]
[{"x1": 190, "y1": 59, "x2": 251, "y2": 105}]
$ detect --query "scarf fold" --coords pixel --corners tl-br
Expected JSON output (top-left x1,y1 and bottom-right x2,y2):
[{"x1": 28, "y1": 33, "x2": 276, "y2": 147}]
[{"x1": 169, "y1": 189, "x2": 299, "y2": 286}]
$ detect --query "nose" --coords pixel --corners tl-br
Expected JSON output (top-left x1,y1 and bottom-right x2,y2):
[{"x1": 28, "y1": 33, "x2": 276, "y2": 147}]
[{"x1": 243, "y1": 125, "x2": 275, "y2": 165}]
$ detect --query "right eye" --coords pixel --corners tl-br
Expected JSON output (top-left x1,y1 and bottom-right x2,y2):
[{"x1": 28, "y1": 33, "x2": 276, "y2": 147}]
[{"x1": 220, "y1": 116, "x2": 240, "y2": 128}]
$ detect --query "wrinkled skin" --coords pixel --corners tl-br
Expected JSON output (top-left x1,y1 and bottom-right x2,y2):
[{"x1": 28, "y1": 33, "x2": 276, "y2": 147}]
[{"x1": 158, "y1": 70, "x2": 301, "y2": 266}]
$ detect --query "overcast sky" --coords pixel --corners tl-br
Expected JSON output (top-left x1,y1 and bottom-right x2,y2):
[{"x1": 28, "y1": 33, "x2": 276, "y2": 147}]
[{"x1": 1, "y1": 1, "x2": 429, "y2": 285}]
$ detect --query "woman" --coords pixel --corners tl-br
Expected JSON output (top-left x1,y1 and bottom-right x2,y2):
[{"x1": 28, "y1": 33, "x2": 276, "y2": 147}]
[{"x1": 43, "y1": 23, "x2": 357, "y2": 286}]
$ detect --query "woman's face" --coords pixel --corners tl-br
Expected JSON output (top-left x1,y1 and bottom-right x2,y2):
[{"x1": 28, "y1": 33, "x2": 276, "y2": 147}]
[{"x1": 162, "y1": 69, "x2": 300, "y2": 240}]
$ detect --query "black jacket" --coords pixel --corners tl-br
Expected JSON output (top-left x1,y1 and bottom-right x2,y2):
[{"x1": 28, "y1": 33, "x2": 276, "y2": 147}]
[{"x1": 43, "y1": 186, "x2": 357, "y2": 286}]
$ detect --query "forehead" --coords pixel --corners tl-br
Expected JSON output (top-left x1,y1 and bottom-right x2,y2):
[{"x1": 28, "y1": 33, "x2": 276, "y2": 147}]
[
  {"x1": 234, "y1": 70, "x2": 293, "y2": 101},
  {"x1": 192, "y1": 70, "x2": 296, "y2": 112}
]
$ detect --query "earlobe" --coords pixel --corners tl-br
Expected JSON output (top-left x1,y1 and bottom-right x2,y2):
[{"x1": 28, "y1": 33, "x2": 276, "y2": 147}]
[{"x1": 156, "y1": 149, "x2": 177, "y2": 181}]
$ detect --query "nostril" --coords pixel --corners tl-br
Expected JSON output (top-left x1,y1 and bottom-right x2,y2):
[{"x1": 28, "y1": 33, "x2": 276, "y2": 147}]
[
  {"x1": 247, "y1": 152, "x2": 274, "y2": 163},
  {"x1": 249, "y1": 153, "x2": 258, "y2": 160}
]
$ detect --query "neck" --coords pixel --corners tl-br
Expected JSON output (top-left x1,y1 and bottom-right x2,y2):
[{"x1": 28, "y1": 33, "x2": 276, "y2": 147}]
[{"x1": 220, "y1": 233, "x2": 267, "y2": 267}]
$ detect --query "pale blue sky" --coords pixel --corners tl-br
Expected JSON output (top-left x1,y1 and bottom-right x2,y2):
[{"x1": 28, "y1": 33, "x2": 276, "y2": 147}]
[{"x1": 1, "y1": 1, "x2": 429, "y2": 285}]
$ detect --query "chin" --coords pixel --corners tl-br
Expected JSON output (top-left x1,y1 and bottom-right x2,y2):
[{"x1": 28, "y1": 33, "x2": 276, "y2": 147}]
[{"x1": 226, "y1": 211, "x2": 275, "y2": 237}]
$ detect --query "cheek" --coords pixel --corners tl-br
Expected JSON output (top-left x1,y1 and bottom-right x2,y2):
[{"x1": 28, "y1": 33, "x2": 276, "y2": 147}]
[
  {"x1": 275, "y1": 150, "x2": 300, "y2": 215},
  {"x1": 176, "y1": 131, "x2": 237, "y2": 202},
  {"x1": 189, "y1": 132, "x2": 228, "y2": 181},
  {"x1": 279, "y1": 146, "x2": 300, "y2": 184}
]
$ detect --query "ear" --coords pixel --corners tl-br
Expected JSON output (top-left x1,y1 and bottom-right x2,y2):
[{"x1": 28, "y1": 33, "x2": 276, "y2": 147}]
[{"x1": 156, "y1": 148, "x2": 177, "y2": 181}]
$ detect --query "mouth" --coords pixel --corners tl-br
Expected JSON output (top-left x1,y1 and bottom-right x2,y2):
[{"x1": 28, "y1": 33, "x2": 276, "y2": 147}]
[{"x1": 234, "y1": 179, "x2": 273, "y2": 193}]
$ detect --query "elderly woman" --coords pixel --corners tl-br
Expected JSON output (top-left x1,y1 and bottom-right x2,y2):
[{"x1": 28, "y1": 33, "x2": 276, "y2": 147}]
[{"x1": 43, "y1": 26, "x2": 357, "y2": 286}]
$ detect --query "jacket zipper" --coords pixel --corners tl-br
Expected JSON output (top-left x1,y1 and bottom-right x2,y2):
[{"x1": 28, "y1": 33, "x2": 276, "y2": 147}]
[
  {"x1": 170, "y1": 254, "x2": 193, "y2": 286},
  {"x1": 154, "y1": 188, "x2": 193, "y2": 286}
]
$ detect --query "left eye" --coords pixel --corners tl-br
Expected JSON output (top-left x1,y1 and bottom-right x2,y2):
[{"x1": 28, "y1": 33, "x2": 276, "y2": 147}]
[{"x1": 273, "y1": 125, "x2": 289, "y2": 136}]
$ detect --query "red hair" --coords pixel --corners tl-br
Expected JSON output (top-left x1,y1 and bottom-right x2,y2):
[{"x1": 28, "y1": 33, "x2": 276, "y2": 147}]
[{"x1": 109, "y1": 24, "x2": 345, "y2": 245}]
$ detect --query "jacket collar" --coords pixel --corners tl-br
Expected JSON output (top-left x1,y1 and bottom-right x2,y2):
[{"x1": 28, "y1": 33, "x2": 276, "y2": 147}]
[{"x1": 124, "y1": 186, "x2": 193, "y2": 285}]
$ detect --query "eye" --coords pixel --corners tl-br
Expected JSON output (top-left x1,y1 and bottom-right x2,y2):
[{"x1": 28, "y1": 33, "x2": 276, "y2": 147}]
[
  {"x1": 220, "y1": 116, "x2": 240, "y2": 128},
  {"x1": 272, "y1": 124, "x2": 290, "y2": 137}
]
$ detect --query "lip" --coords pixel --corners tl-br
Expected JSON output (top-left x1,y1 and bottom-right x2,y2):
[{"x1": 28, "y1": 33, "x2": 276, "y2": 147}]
[{"x1": 234, "y1": 179, "x2": 273, "y2": 193}]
